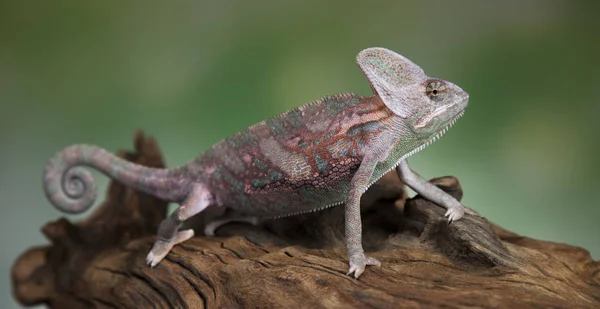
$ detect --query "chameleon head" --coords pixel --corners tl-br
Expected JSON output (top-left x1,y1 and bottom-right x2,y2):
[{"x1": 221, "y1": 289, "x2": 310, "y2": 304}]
[
  {"x1": 411, "y1": 78, "x2": 469, "y2": 135},
  {"x1": 356, "y1": 47, "x2": 469, "y2": 136}
]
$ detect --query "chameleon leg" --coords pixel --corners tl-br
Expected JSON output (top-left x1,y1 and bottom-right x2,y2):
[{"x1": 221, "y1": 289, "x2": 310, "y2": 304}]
[
  {"x1": 146, "y1": 183, "x2": 213, "y2": 267},
  {"x1": 204, "y1": 211, "x2": 259, "y2": 236},
  {"x1": 396, "y1": 159, "x2": 476, "y2": 222},
  {"x1": 345, "y1": 158, "x2": 382, "y2": 278}
]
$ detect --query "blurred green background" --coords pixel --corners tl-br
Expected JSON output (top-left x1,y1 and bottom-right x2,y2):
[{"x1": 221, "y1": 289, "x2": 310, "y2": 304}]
[{"x1": 1, "y1": 1, "x2": 599, "y2": 307}]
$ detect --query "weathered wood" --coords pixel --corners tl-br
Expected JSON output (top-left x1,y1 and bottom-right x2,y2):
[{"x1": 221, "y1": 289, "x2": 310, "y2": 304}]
[{"x1": 11, "y1": 132, "x2": 600, "y2": 308}]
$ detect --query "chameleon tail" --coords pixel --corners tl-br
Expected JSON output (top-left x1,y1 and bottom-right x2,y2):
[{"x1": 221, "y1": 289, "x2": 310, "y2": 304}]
[{"x1": 43, "y1": 144, "x2": 182, "y2": 214}]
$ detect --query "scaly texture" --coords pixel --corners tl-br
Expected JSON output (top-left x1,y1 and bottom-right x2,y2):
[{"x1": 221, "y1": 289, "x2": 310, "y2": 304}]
[{"x1": 42, "y1": 47, "x2": 473, "y2": 278}]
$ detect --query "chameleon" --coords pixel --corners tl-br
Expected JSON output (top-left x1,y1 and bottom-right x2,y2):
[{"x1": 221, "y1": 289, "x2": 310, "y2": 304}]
[{"x1": 42, "y1": 47, "x2": 475, "y2": 278}]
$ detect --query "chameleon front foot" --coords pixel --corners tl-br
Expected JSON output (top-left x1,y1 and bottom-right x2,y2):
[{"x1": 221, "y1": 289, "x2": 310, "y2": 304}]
[
  {"x1": 444, "y1": 205, "x2": 477, "y2": 223},
  {"x1": 146, "y1": 229, "x2": 194, "y2": 267},
  {"x1": 347, "y1": 253, "x2": 381, "y2": 279}
]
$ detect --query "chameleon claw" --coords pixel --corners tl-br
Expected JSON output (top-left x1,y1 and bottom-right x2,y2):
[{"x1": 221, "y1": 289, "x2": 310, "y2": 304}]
[
  {"x1": 347, "y1": 254, "x2": 381, "y2": 278},
  {"x1": 346, "y1": 265, "x2": 360, "y2": 277},
  {"x1": 444, "y1": 207, "x2": 463, "y2": 222},
  {"x1": 145, "y1": 251, "x2": 161, "y2": 268},
  {"x1": 444, "y1": 205, "x2": 477, "y2": 223},
  {"x1": 366, "y1": 256, "x2": 382, "y2": 267},
  {"x1": 146, "y1": 229, "x2": 194, "y2": 267}
]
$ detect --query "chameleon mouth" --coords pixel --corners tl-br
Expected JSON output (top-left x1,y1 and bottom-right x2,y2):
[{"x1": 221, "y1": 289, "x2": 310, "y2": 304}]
[{"x1": 408, "y1": 110, "x2": 465, "y2": 157}]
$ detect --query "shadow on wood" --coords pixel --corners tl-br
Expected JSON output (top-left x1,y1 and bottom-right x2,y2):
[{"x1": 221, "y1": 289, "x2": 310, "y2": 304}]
[{"x1": 11, "y1": 131, "x2": 600, "y2": 308}]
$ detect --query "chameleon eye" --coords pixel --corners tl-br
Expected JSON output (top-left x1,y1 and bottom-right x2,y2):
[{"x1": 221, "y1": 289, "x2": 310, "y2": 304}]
[{"x1": 425, "y1": 80, "x2": 447, "y2": 101}]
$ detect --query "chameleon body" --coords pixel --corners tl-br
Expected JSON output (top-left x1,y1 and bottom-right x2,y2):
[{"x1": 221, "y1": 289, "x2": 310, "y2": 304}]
[{"x1": 43, "y1": 47, "x2": 474, "y2": 278}]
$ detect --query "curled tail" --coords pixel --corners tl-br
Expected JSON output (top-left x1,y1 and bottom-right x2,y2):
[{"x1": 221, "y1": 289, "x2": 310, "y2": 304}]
[{"x1": 43, "y1": 144, "x2": 185, "y2": 214}]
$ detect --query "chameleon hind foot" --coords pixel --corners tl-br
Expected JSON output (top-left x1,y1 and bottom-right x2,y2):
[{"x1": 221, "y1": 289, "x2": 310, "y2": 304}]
[
  {"x1": 347, "y1": 253, "x2": 381, "y2": 279},
  {"x1": 146, "y1": 229, "x2": 194, "y2": 267},
  {"x1": 146, "y1": 183, "x2": 213, "y2": 267}
]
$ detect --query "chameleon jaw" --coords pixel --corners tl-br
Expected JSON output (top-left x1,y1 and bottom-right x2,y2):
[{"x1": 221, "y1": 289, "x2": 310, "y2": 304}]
[{"x1": 414, "y1": 104, "x2": 451, "y2": 129}]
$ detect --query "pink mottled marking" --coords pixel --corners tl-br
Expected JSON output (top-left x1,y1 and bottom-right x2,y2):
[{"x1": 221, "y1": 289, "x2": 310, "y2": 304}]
[
  {"x1": 242, "y1": 153, "x2": 252, "y2": 164},
  {"x1": 204, "y1": 164, "x2": 217, "y2": 174}
]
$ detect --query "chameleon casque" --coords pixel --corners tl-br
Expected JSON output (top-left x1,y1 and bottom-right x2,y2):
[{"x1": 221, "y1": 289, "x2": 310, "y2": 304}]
[{"x1": 43, "y1": 47, "x2": 475, "y2": 278}]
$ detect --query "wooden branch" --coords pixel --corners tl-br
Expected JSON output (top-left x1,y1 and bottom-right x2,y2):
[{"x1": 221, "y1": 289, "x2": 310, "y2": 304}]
[{"x1": 11, "y1": 132, "x2": 600, "y2": 308}]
